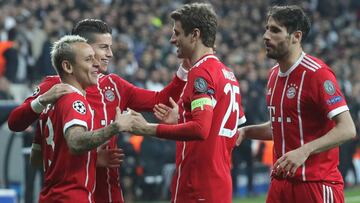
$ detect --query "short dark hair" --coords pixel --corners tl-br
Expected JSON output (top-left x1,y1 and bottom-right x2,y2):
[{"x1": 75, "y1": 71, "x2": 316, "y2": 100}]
[
  {"x1": 51, "y1": 35, "x2": 87, "y2": 76},
  {"x1": 170, "y1": 3, "x2": 217, "y2": 48},
  {"x1": 71, "y1": 19, "x2": 112, "y2": 43},
  {"x1": 267, "y1": 5, "x2": 311, "y2": 42}
]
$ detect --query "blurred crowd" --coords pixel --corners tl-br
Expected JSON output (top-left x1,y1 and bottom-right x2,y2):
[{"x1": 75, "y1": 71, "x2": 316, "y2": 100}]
[{"x1": 1, "y1": 0, "x2": 359, "y2": 201}]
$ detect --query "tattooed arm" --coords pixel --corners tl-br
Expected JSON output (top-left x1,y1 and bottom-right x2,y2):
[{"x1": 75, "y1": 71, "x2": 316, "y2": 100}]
[
  {"x1": 64, "y1": 107, "x2": 133, "y2": 154},
  {"x1": 64, "y1": 123, "x2": 120, "y2": 154}
]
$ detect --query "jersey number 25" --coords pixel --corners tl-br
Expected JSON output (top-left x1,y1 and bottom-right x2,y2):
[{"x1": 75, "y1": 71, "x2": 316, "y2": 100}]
[{"x1": 219, "y1": 83, "x2": 240, "y2": 138}]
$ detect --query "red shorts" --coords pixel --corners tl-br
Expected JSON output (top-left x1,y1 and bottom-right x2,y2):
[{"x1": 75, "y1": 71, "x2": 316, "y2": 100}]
[{"x1": 266, "y1": 178, "x2": 344, "y2": 203}]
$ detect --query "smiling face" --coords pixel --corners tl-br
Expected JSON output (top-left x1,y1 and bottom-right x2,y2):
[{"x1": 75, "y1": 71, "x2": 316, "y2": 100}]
[
  {"x1": 71, "y1": 42, "x2": 100, "y2": 88},
  {"x1": 170, "y1": 20, "x2": 193, "y2": 59},
  {"x1": 263, "y1": 17, "x2": 292, "y2": 61},
  {"x1": 89, "y1": 33, "x2": 113, "y2": 73}
]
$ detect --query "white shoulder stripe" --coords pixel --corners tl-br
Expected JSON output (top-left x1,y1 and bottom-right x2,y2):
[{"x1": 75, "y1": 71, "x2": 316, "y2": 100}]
[
  {"x1": 303, "y1": 56, "x2": 321, "y2": 68},
  {"x1": 327, "y1": 106, "x2": 349, "y2": 119},
  {"x1": 302, "y1": 58, "x2": 320, "y2": 70},
  {"x1": 271, "y1": 64, "x2": 279, "y2": 70},
  {"x1": 238, "y1": 116, "x2": 247, "y2": 126},
  {"x1": 300, "y1": 62, "x2": 316, "y2": 72},
  {"x1": 193, "y1": 55, "x2": 219, "y2": 68},
  {"x1": 63, "y1": 119, "x2": 88, "y2": 135}
]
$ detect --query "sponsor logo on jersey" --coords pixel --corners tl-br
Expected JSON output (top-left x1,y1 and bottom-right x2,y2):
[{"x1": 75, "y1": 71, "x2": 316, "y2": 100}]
[
  {"x1": 32, "y1": 86, "x2": 40, "y2": 96},
  {"x1": 326, "y1": 96, "x2": 342, "y2": 105},
  {"x1": 73, "y1": 100, "x2": 86, "y2": 114},
  {"x1": 324, "y1": 80, "x2": 336, "y2": 95},
  {"x1": 286, "y1": 83, "x2": 298, "y2": 99}
]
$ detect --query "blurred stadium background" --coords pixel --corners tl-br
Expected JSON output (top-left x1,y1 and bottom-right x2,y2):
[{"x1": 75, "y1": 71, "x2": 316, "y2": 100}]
[{"x1": 0, "y1": 0, "x2": 359, "y2": 202}]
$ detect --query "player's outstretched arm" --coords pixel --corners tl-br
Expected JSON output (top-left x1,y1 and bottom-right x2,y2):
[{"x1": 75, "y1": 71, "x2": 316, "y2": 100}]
[
  {"x1": 129, "y1": 105, "x2": 213, "y2": 141},
  {"x1": 64, "y1": 107, "x2": 133, "y2": 154},
  {"x1": 8, "y1": 83, "x2": 74, "y2": 131},
  {"x1": 236, "y1": 121, "x2": 273, "y2": 146}
]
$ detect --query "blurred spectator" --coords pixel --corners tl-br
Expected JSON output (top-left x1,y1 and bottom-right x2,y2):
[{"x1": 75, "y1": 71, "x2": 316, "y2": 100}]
[{"x1": 1, "y1": 0, "x2": 359, "y2": 201}]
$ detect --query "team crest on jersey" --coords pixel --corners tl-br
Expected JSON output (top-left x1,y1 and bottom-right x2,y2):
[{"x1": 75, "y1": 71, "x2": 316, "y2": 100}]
[
  {"x1": 103, "y1": 86, "x2": 115, "y2": 102},
  {"x1": 286, "y1": 84, "x2": 298, "y2": 99},
  {"x1": 32, "y1": 86, "x2": 40, "y2": 96},
  {"x1": 73, "y1": 100, "x2": 86, "y2": 114},
  {"x1": 324, "y1": 80, "x2": 335, "y2": 95}
]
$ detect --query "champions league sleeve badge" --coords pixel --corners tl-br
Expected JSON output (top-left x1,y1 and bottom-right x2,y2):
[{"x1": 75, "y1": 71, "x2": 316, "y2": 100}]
[
  {"x1": 194, "y1": 77, "x2": 208, "y2": 94},
  {"x1": 324, "y1": 80, "x2": 336, "y2": 95},
  {"x1": 73, "y1": 100, "x2": 87, "y2": 115},
  {"x1": 32, "y1": 86, "x2": 40, "y2": 96}
]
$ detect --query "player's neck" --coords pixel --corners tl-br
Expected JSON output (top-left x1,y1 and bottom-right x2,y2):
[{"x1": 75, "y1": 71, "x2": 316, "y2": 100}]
[
  {"x1": 190, "y1": 45, "x2": 214, "y2": 65},
  {"x1": 62, "y1": 78, "x2": 86, "y2": 95},
  {"x1": 277, "y1": 47, "x2": 303, "y2": 73}
]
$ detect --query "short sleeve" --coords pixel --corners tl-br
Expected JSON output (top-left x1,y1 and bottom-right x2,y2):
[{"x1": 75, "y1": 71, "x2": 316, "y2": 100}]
[
  {"x1": 58, "y1": 93, "x2": 91, "y2": 135},
  {"x1": 310, "y1": 68, "x2": 348, "y2": 119}
]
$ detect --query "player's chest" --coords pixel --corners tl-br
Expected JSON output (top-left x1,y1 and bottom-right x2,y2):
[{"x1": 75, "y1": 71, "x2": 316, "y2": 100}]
[
  {"x1": 266, "y1": 73, "x2": 310, "y2": 112},
  {"x1": 86, "y1": 85, "x2": 122, "y2": 126}
]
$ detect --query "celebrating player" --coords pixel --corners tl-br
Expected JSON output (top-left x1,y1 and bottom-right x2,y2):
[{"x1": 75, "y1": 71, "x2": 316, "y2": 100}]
[
  {"x1": 125, "y1": 3, "x2": 246, "y2": 203},
  {"x1": 33, "y1": 35, "x2": 132, "y2": 202},
  {"x1": 8, "y1": 19, "x2": 188, "y2": 203},
  {"x1": 236, "y1": 5, "x2": 356, "y2": 203}
]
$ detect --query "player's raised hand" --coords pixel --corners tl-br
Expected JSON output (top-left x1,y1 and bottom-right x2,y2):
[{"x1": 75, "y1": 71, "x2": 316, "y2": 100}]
[
  {"x1": 114, "y1": 107, "x2": 136, "y2": 132},
  {"x1": 273, "y1": 147, "x2": 310, "y2": 177},
  {"x1": 96, "y1": 145, "x2": 125, "y2": 168},
  {"x1": 154, "y1": 97, "x2": 179, "y2": 124},
  {"x1": 39, "y1": 84, "x2": 74, "y2": 105}
]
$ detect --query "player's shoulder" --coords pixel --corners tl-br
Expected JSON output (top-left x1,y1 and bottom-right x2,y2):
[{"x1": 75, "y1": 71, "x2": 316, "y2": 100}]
[
  {"x1": 57, "y1": 91, "x2": 88, "y2": 114},
  {"x1": 43, "y1": 75, "x2": 61, "y2": 84},
  {"x1": 99, "y1": 73, "x2": 126, "y2": 84},
  {"x1": 299, "y1": 53, "x2": 330, "y2": 74},
  {"x1": 192, "y1": 54, "x2": 222, "y2": 76},
  {"x1": 193, "y1": 54, "x2": 221, "y2": 69},
  {"x1": 59, "y1": 90, "x2": 86, "y2": 104}
]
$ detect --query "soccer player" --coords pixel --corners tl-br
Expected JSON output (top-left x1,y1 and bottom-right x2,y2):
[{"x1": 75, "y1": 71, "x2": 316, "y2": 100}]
[
  {"x1": 8, "y1": 19, "x2": 188, "y2": 203},
  {"x1": 125, "y1": 3, "x2": 246, "y2": 203},
  {"x1": 236, "y1": 5, "x2": 356, "y2": 203},
  {"x1": 35, "y1": 35, "x2": 131, "y2": 202}
]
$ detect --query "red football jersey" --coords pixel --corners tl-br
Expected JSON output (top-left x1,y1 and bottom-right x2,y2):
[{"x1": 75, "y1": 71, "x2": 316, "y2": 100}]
[
  {"x1": 8, "y1": 75, "x2": 61, "y2": 131},
  {"x1": 267, "y1": 52, "x2": 348, "y2": 182},
  {"x1": 16, "y1": 73, "x2": 186, "y2": 203},
  {"x1": 86, "y1": 73, "x2": 185, "y2": 203},
  {"x1": 37, "y1": 88, "x2": 96, "y2": 203},
  {"x1": 158, "y1": 54, "x2": 246, "y2": 203}
]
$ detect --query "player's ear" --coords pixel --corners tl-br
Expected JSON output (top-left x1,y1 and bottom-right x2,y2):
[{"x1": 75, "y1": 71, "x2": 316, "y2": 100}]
[
  {"x1": 62, "y1": 60, "x2": 73, "y2": 74},
  {"x1": 191, "y1": 28, "x2": 201, "y2": 42},
  {"x1": 292, "y1": 31, "x2": 302, "y2": 44}
]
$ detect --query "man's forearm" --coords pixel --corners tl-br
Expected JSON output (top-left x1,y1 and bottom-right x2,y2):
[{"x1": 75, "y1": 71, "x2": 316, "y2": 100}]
[
  {"x1": 243, "y1": 121, "x2": 273, "y2": 140},
  {"x1": 66, "y1": 123, "x2": 119, "y2": 154},
  {"x1": 302, "y1": 112, "x2": 356, "y2": 156}
]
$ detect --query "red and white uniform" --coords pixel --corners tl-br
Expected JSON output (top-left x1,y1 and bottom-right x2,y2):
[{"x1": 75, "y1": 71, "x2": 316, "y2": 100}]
[
  {"x1": 10, "y1": 72, "x2": 186, "y2": 203},
  {"x1": 266, "y1": 52, "x2": 348, "y2": 202},
  {"x1": 87, "y1": 73, "x2": 186, "y2": 203},
  {"x1": 157, "y1": 54, "x2": 246, "y2": 203},
  {"x1": 8, "y1": 76, "x2": 61, "y2": 131},
  {"x1": 34, "y1": 87, "x2": 96, "y2": 203}
]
